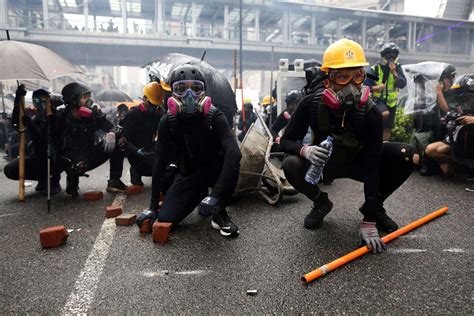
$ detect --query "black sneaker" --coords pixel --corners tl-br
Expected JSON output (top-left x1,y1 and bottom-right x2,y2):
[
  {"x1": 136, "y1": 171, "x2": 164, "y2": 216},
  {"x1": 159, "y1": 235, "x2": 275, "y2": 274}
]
[
  {"x1": 66, "y1": 175, "x2": 79, "y2": 197},
  {"x1": 375, "y1": 208, "x2": 399, "y2": 232},
  {"x1": 106, "y1": 179, "x2": 127, "y2": 193},
  {"x1": 211, "y1": 210, "x2": 239, "y2": 237},
  {"x1": 130, "y1": 168, "x2": 144, "y2": 186},
  {"x1": 304, "y1": 192, "x2": 333, "y2": 229},
  {"x1": 50, "y1": 181, "x2": 62, "y2": 195},
  {"x1": 35, "y1": 180, "x2": 46, "y2": 193}
]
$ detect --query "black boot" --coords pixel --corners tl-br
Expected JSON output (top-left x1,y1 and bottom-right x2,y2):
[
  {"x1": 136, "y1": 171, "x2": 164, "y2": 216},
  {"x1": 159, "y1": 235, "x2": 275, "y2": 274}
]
[
  {"x1": 35, "y1": 179, "x2": 46, "y2": 193},
  {"x1": 130, "y1": 167, "x2": 144, "y2": 186},
  {"x1": 359, "y1": 204, "x2": 399, "y2": 233},
  {"x1": 106, "y1": 178, "x2": 127, "y2": 193},
  {"x1": 66, "y1": 174, "x2": 79, "y2": 197},
  {"x1": 419, "y1": 157, "x2": 439, "y2": 176},
  {"x1": 304, "y1": 192, "x2": 333, "y2": 229}
]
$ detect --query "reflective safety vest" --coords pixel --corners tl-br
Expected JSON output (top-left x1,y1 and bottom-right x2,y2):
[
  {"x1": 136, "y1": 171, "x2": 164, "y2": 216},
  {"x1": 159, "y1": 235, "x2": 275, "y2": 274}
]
[{"x1": 372, "y1": 64, "x2": 399, "y2": 108}]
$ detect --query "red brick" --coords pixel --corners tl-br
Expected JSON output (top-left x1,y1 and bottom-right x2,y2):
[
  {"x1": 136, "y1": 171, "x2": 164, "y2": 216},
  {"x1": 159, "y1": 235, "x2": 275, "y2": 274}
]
[
  {"x1": 140, "y1": 219, "x2": 151, "y2": 234},
  {"x1": 105, "y1": 205, "x2": 123, "y2": 218},
  {"x1": 83, "y1": 191, "x2": 103, "y2": 201},
  {"x1": 152, "y1": 222, "x2": 172, "y2": 243},
  {"x1": 39, "y1": 226, "x2": 69, "y2": 248},
  {"x1": 115, "y1": 214, "x2": 137, "y2": 226},
  {"x1": 125, "y1": 185, "x2": 143, "y2": 196}
]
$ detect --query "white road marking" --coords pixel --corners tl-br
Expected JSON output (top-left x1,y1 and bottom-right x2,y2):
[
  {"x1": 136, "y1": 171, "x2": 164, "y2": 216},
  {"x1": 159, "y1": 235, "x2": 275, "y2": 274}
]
[
  {"x1": 391, "y1": 248, "x2": 427, "y2": 254},
  {"x1": 442, "y1": 248, "x2": 466, "y2": 253},
  {"x1": 0, "y1": 212, "x2": 21, "y2": 218},
  {"x1": 62, "y1": 193, "x2": 126, "y2": 314},
  {"x1": 143, "y1": 270, "x2": 209, "y2": 277}
]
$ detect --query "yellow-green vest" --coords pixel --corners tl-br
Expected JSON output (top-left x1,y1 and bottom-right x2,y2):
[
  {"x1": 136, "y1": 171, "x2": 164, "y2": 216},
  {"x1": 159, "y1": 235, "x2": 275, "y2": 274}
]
[{"x1": 371, "y1": 64, "x2": 399, "y2": 108}]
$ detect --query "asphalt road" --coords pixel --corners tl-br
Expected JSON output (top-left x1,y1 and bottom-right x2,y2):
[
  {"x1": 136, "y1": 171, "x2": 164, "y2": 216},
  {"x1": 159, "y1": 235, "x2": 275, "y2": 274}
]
[{"x1": 0, "y1": 159, "x2": 472, "y2": 314}]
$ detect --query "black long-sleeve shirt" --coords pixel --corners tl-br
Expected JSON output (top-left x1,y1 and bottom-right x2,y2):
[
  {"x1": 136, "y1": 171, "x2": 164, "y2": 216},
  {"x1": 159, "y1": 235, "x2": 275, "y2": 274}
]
[
  {"x1": 270, "y1": 111, "x2": 291, "y2": 138},
  {"x1": 122, "y1": 104, "x2": 164, "y2": 154},
  {"x1": 280, "y1": 95, "x2": 383, "y2": 219},
  {"x1": 150, "y1": 108, "x2": 241, "y2": 209}
]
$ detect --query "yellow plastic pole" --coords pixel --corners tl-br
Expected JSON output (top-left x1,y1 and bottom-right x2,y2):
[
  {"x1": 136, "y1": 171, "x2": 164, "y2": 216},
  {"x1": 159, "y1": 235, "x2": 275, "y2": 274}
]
[{"x1": 301, "y1": 207, "x2": 449, "y2": 284}]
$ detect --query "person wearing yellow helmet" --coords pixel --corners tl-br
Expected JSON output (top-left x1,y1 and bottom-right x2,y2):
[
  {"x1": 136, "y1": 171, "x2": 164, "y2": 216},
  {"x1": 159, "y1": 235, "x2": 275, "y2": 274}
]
[
  {"x1": 121, "y1": 81, "x2": 166, "y2": 186},
  {"x1": 279, "y1": 38, "x2": 418, "y2": 253},
  {"x1": 261, "y1": 95, "x2": 277, "y2": 128}
]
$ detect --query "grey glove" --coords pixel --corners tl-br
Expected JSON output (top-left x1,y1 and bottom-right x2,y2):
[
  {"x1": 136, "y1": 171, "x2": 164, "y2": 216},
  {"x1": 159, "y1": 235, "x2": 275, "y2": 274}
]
[
  {"x1": 103, "y1": 132, "x2": 116, "y2": 153},
  {"x1": 300, "y1": 145, "x2": 329, "y2": 166},
  {"x1": 359, "y1": 221, "x2": 386, "y2": 254}
]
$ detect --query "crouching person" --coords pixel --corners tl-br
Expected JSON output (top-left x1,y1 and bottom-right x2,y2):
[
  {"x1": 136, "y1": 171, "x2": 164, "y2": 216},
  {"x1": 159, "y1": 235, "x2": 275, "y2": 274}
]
[{"x1": 137, "y1": 65, "x2": 241, "y2": 238}]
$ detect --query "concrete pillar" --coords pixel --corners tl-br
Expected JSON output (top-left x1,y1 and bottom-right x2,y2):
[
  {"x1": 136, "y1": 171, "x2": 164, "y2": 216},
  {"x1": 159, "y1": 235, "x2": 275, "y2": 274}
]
[
  {"x1": 121, "y1": 0, "x2": 127, "y2": 33},
  {"x1": 361, "y1": 17, "x2": 367, "y2": 48},
  {"x1": 84, "y1": 0, "x2": 89, "y2": 32},
  {"x1": 283, "y1": 10, "x2": 289, "y2": 44},
  {"x1": 336, "y1": 17, "x2": 341, "y2": 40},
  {"x1": 224, "y1": 4, "x2": 229, "y2": 40},
  {"x1": 254, "y1": 9, "x2": 260, "y2": 42},
  {"x1": 0, "y1": 0, "x2": 7, "y2": 28},
  {"x1": 384, "y1": 21, "x2": 390, "y2": 43},
  {"x1": 42, "y1": 0, "x2": 49, "y2": 30},
  {"x1": 447, "y1": 28, "x2": 452, "y2": 54},
  {"x1": 191, "y1": 2, "x2": 197, "y2": 37},
  {"x1": 310, "y1": 13, "x2": 315, "y2": 45},
  {"x1": 407, "y1": 21, "x2": 412, "y2": 52},
  {"x1": 155, "y1": 0, "x2": 164, "y2": 34},
  {"x1": 413, "y1": 22, "x2": 417, "y2": 51},
  {"x1": 466, "y1": 29, "x2": 471, "y2": 55}
]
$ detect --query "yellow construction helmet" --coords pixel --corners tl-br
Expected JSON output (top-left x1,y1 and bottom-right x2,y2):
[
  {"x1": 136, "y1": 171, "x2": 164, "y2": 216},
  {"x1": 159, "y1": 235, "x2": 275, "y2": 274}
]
[
  {"x1": 262, "y1": 95, "x2": 275, "y2": 106},
  {"x1": 244, "y1": 98, "x2": 252, "y2": 104},
  {"x1": 160, "y1": 79, "x2": 171, "y2": 92},
  {"x1": 320, "y1": 38, "x2": 369, "y2": 73},
  {"x1": 143, "y1": 82, "x2": 164, "y2": 106}
]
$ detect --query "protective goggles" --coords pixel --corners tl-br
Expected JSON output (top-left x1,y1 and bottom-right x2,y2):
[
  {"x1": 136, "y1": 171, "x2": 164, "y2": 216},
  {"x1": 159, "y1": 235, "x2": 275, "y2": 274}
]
[
  {"x1": 172, "y1": 80, "x2": 205, "y2": 98},
  {"x1": 329, "y1": 68, "x2": 366, "y2": 85}
]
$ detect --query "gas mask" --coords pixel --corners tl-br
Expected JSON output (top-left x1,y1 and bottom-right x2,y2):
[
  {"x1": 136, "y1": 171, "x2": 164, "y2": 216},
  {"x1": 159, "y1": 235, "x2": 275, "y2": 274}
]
[
  {"x1": 32, "y1": 97, "x2": 47, "y2": 119},
  {"x1": 167, "y1": 80, "x2": 212, "y2": 117},
  {"x1": 322, "y1": 83, "x2": 370, "y2": 112}
]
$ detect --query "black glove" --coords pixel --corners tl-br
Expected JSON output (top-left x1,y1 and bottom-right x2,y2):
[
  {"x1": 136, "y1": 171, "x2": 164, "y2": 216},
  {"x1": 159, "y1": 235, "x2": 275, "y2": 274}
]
[
  {"x1": 16, "y1": 85, "x2": 27, "y2": 97},
  {"x1": 136, "y1": 209, "x2": 158, "y2": 230},
  {"x1": 197, "y1": 196, "x2": 222, "y2": 217}
]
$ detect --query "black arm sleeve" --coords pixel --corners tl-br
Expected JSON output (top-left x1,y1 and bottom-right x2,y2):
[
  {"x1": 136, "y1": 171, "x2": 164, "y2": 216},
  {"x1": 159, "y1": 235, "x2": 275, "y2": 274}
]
[
  {"x1": 96, "y1": 115, "x2": 114, "y2": 133},
  {"x1": 395, "y1": 64, "x2": 407, "y2": 89},
  {"x1": 361, "y1": 104, "x2": 383, "y2": 221},
  {"x1": 122, "y1": 110, "x2": 140, "y2": 153},
  {"x1": 210, "y1": 112, "x2": 242, "y2": 203},
  {"x1": 280, "y1": 96, "x2": 312, "y2": 156},
  {"x1": 271, "y1": 111, "x2": 290, "y2": 138},
  {"x1": 149, "y1": 117, "x2": 173, "y2": 210}
]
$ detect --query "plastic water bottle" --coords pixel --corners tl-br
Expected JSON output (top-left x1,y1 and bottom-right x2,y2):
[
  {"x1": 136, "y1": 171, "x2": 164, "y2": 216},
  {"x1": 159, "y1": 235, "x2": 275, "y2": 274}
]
[{"x1": 305, "y1": 136, "x2": 334, "y2": 185}]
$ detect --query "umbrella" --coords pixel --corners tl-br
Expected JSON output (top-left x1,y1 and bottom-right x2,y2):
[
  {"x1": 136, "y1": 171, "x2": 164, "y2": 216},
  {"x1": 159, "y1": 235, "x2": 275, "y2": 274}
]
[
  {"x1": 0, "y1": 40, "x2": 83, "y2": 81},
  {"x1": 95, "y1": 89, "x2": 133, "y2": 102},
  {"x1": 143, "y1": 53, "x2": 237, "y2": 125},
  {"x1": 0, "y1": 37, "x2": 84, "y2": 206}
]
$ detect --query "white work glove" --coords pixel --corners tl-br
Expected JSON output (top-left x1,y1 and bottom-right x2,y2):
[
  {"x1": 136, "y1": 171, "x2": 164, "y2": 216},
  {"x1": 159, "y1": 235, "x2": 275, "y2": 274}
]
[
  {"x1": 300, "y1": 145, "x2": 329, "y2": 166},
  {"x1": 359, "y1": 221, "x2": 386, "y2": 254},
  {"x1": 103, "y1": 132, "x2": 116, "y2": 153}
]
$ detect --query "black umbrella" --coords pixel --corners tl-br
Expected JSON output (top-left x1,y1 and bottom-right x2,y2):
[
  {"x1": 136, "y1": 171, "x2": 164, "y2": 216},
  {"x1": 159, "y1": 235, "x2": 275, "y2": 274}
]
[
  {"x1": 143, "y1": 53, "x2": 237, "y2": 125},
  {"x1": 95, "y1": 89, "x2": 133, "y2": 102}
]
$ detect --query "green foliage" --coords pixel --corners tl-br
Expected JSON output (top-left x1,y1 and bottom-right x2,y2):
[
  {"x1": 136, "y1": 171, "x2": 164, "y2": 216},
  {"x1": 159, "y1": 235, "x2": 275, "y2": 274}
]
[{"x1": 391, "y1": 107, "x2": 414, "y2": 143}]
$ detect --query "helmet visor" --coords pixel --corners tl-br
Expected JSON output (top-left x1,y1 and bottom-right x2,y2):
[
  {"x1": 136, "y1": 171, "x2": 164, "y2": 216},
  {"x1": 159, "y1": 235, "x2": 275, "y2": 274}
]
[
  {"x1": 172, "y1": 80, "x2": 205, "y2": 98},
  {"x1": 330, "y1": 68, "x2": 366, "y2": 85}
]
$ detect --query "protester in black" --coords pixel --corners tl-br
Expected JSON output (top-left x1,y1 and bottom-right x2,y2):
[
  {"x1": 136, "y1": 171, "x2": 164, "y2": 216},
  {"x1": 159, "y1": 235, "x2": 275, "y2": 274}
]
[
  {"x1": 60, "y1": 82, "x2": 125, "y2": 196},
  {"x1": 4, "y1": 86, "x2": 64, "y2": 194},
  {"x1": 122, "y1": 82, "x2": 165, "y2": 186},
  {"x1": 136, "y1": 65, "x2": 241, "y2": 238},
  {"x1": 280, "y1": 39, "x2": 418, "y2": 253},
  {"x1": 270, "y1": 90, "x2": 304, "y2": 149}
]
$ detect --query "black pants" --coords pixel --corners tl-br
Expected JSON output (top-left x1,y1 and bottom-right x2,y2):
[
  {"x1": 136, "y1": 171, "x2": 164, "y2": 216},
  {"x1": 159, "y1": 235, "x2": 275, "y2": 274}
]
[
  {"x1": 283, "y1": 142, "x2": 415, "y2": 206},
  {"x1": 4, "y1": 156, "x2": 61, "y2": 183},
  {"x1": 63, "y1": 142, "x2": 123, "y2": 180},
  {"x1": 128, "y1": 153, "x2": 155, "y2": 177},
  {"x1": 157, "y1": 156, "x2": 237, "y2": 226}
]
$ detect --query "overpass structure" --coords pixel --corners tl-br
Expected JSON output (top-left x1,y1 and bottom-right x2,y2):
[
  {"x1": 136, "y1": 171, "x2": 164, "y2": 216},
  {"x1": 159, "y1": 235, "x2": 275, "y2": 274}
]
[{"x1": 0, "y1": 0, "x2": 473, "y2": 71}]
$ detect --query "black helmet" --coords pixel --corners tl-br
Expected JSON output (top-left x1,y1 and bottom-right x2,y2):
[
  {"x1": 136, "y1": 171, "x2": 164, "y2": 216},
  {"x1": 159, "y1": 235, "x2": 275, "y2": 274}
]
[
  {"x1": 440, "y1": 64, "x2": 456, "y2": 80},
  {"x1": 451, "y1": 74, "x2": 474, "y2": 97},
  {"x1": 169, "y1": 64, "x2": 206, "y2": 88},
  {"x1": 61, "y1": 82, "x2": 91, "y2": 107},
  {"x1": 380, "y1": 43, "x2": 400, "y2": 58},
  {"x1": 285, "y1": 90, "x2": 303, "y2": 104}
]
